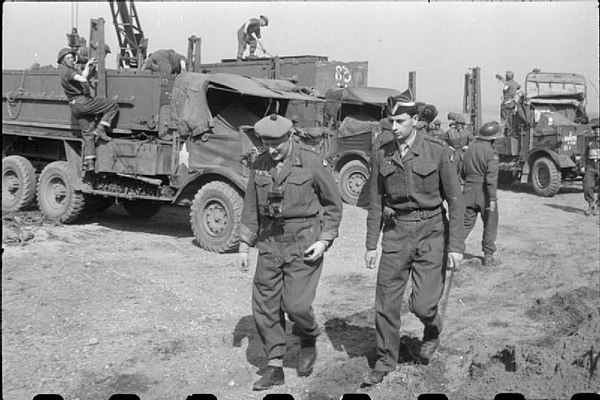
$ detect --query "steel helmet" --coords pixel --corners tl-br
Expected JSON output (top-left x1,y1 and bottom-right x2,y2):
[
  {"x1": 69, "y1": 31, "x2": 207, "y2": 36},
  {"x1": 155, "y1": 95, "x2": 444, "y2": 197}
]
[
  {"x1": 433, "y1": 119, "x2": 442, "y2": 126},
  {"x1": 454, "y1": 114, "x2": 466, "y2": 125},
  {"x1": 478, "y1": 121, "x2": 503, "y2": 140},
  {"x1": 57, "y1": 47, "x2": 76, "y2": 64}
]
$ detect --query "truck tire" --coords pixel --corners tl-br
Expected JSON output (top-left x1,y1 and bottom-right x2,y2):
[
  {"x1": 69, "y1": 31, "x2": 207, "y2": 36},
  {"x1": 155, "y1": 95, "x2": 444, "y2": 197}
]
[
  {"x1": 190, "y1": 181, "x2": 243, "y2": 253},
  {"x1": 338, "y1": 160, "x2": 369, "y2": 205},
  {"x1": 2, "y1": 155, "x2": 37, "y2": 212},
  {"x1": 37, "y1": 161, "x2": 86, "y2": 223},
  {"x1": 531, "y1": 157, "x2": 561, "y2": 197},
  {"x1": 122, "y1": 199, "x2": 162, "y2": 218}
]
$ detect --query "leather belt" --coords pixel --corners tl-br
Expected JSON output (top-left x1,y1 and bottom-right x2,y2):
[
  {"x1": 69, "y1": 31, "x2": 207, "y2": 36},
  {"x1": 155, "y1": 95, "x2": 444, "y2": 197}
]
[
  {"x1": 261, "y1": 214, "x2": 318, "y2": 223},
  {"x1": 393, "y1": 207, "x2": 442, "y2": 221}
]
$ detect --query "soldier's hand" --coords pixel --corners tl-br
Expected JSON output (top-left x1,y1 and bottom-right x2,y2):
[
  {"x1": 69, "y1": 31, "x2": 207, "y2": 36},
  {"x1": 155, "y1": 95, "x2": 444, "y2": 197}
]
[
  {"x1": 304, "y1": 241, "x2": 327, "y2": 262},
  {"x1": 487, "y1": 201, "x2": 497, "y2": 213},
  {"x1": 86, "y1": 57, "x2": 97, "y2": 67},
  {"x1": 238, "y1": 242, "x2": 250, "y2": 273},
  {"x1": 447, "y1": 252, "x2": 463, "y2": 270},
  {"x1": 365, "y1": 250, "x2": 378, "y2": 269}
]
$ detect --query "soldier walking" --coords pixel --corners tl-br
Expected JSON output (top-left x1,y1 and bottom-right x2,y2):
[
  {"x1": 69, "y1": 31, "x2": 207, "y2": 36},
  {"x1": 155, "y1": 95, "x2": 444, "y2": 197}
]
[
  {"x1": 362, "y1": 92, "x2": 465, "y2": 387},
  {"x1": 583, "y1": 118, "x2": 600, "y2": 216},
  {"x1": 461, "y1": 122, "x2": 503, "y2": 267},
  {"x1": 237, "y1": 114, "x2": 343, "y2": 391}
]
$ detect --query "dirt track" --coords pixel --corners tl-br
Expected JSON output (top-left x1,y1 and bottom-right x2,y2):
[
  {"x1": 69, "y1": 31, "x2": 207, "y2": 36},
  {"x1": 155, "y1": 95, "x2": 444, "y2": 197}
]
[{"x1": 2, "y1": 182, "x2": 599, "y2": 400}]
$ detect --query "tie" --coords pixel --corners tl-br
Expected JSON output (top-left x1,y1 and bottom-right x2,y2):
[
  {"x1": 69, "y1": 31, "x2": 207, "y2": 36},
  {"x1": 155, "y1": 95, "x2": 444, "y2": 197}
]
[{"x1": 400, "y1": 143, "x2": 409, "y2": 158}]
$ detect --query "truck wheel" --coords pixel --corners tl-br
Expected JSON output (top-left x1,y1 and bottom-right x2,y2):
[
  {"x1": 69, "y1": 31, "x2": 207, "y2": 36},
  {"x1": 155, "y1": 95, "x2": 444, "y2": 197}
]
[
  {"x1": 2, "y1": 155, "x2": 37, "y2": 212},
  {"x1": 531, "y1": 157, "x2": 561, "y2": 197},
  {"x1": 338, "y1": 160, "x2": 369, "y2": 205},
  {"x1": 84, "y1": 195, "x2": 114, "y2": 213},
  {"x1": 122, "y1": 199, "x2": 162, "y2": 218},
  {"x1": 37, "y1": 161, "x2": 86, "y2": 223},
  {"x1": 190, "y1": 181, "x2": 243, "y2": 253}
]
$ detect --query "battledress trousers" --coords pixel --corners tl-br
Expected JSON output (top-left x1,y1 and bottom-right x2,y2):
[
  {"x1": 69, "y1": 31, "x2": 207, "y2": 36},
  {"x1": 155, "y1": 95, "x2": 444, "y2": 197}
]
[
  {"x1": 461, "y1": 140, "x2": 499, "y2": 256},
  {"x1": 239, "y1": 143, "x2": 342, "y2": 361},
  {"x1": 365, "y1": 129, "x2": 465, "y2": 372}
]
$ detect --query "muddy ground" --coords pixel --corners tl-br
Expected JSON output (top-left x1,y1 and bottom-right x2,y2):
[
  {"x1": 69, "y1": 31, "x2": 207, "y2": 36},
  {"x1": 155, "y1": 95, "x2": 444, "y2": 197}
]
[{"x1": 2, "y1": 182, "x2": 599, "y2": 400}]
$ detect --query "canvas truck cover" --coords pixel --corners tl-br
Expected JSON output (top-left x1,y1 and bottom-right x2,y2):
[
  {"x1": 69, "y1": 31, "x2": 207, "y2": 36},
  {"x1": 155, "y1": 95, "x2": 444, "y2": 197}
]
[
  {"x1": 170, "y1": 72, "x2": 324, "y2": 138},
  {"x1": 325, "y1": 87, "x2": 401, "y2": 105},
  {"x1": 525, "y1": 72, "x2": 587, "y2": 100}
]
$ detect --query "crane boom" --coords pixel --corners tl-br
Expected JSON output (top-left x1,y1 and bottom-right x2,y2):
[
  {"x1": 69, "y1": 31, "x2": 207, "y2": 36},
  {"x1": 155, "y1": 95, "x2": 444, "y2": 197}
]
[{"x1": 108, "y1": 0, "x2": 148, "y2": 68}]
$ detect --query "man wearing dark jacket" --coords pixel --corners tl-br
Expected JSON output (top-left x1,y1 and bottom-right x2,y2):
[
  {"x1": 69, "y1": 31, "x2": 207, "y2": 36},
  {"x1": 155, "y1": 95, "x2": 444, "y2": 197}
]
[
  {"x1": 461, "y1": 121, "x2": 502, "y2": 266},
  {"x1": 362, "y1": 91, "x2": 465, "y2": 387}
]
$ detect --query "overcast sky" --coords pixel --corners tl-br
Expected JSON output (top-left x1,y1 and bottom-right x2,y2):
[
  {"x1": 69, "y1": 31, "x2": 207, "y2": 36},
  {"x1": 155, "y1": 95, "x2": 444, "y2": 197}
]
[{"x1": 3, "y1": 1, "x2": 599, "y2": 120}]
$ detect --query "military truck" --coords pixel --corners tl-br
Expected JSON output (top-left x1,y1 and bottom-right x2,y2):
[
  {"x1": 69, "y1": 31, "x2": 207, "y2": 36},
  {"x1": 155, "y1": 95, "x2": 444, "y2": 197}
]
[
  {"x1": 464, "y1": 68, "x2": 591, "y2": 197},
  {"x1": 2, "y1": 21, "x2": 322, "y2": 252},
  {"x1": 323, "y1": 87, "x2": 401, "y2": 204}
]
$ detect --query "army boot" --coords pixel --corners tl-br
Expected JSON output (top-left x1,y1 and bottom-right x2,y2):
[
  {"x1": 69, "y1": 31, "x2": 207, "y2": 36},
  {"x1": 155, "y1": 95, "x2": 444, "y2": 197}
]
[
  {"x1": 360, "y1": 370, "x2": 389, "y2": 387},
  {"x1": 94, "y1": 125, "x2": 112, "y2": 142},
  {"x1": 483, "y1": 254, "x2": 497, "y2": 267},
  {"x1": 296, "y1": 338, "x2": 317, "y2": 377},
  {"x1": 252, "y1": 366, "x2": 284, "y2": 391},
  {"x1": 419, "y1": 324, "x2": 440, "y2": 361}
]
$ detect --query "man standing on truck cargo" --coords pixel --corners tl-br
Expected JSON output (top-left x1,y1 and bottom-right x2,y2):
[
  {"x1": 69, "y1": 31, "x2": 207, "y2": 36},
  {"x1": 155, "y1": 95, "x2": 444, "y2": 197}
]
[
  {"x1": 57, "y1": 47, "x2": 119, "y2": 171},
  {"x1": 461, "y1": 122, "x2": 502, "y2": 267},
  {"x1": 237, "y1": 114, "x2": 342, "y2": 390},
  {"x1": 141, "y1": 49, "x2": 187, "y2": 75},
  {"x1": 500, "y1": 71, "x2": 521, "y2": 133},
  {"x1": 583, "y1": 118, "x2": 600, "y2": 216},
  {"x1": 237, "y1": 15, "x2": 269, "y2": 61},
  {"x1": 362, "y1": 93, "x2": 465, "y2": 387}
]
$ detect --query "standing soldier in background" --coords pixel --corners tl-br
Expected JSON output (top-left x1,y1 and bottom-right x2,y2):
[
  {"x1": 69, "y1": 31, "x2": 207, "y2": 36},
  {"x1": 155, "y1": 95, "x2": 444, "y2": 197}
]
[
  {"x1": 461, "y1": 121, "x2": 503, "y2": 267},
  {"x1": 57, "y1": 47, "x2": 119, "y2": 172},
  {"x1": 237, "y1": 15, "x2": 269, "y2": 61},
  {"x1": 362, "y1": 92, "x2": 465, "y2": 387},
  {"x1": 583, "y1": 118, "x2": 600, "y2": 216},
  {"x1": 499, "y1": 71, "x2": 521, "y2": 133},
  {"x1": 443, "y1": 114, "x2": 473, "y2": 181},
  {"x1": 428, "y1": 119, "x2": 444, "y2": 139},
  {"x1": 237, "y1": 114, "x2": 342, "y2": 391}
]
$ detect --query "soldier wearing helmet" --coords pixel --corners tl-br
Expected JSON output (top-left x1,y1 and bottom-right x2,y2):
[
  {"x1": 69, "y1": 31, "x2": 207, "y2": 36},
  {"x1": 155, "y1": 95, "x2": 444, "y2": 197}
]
[
  {"x1": 237, "y1": 15, "x2": 269, "y2": 61},
  {"x1": 362, "y1": 90, "x2": 465, "y2": 387},
  {"x1": 461, "y1": 121, "x2": 503, "y2": 267},
  {"x1": 442, "y1": 113, "x2": 474, "y2": 182},
  {"x1": 500, "y1": 70, "x2": 521, "y2": 134},
  {"x1": 57, "y1": 47, "x2": 119, "y2": 171},
  {"x1": 237, "y1": 114, "x2": 342, "y2": 391},
  {"x1": 583, "y1": 118, "x2": 600, "y2": 215},
  {"x1": 428, "y1": 119, "x2": 444, "y2": 139}
]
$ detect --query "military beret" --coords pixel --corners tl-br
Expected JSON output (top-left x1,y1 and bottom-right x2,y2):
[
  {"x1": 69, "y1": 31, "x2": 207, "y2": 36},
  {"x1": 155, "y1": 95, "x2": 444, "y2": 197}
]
[
  {"x1": 260, "y1": 15, "x2": 269, "y2": 25},
  {"x1": 254, "y1": 114, "x2": 292, "y2": 139},
  {"x1": 506, "y1": 71, "x2": 514, "y2": 79},
  {"x1": 386, "y1": 89, "x2": 418, "y2": 118},
  {"x1": 589, "y1": 118, "x2": 599, "y2": 128}
]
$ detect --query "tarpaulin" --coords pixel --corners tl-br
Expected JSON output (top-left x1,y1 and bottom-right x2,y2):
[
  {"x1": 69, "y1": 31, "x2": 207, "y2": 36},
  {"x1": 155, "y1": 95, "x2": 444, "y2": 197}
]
[
  {"x1": 338, "y1": 116, "x2": 381, "y2": 138},
  {"x1": 325, "y1": 87, "x2": 401, "y2": 105}
]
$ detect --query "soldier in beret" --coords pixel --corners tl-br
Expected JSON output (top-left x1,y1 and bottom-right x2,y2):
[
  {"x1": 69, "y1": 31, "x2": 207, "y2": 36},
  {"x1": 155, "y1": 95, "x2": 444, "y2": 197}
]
[
  {"x1": 583, "y1": 118, "x2": 600, "y2": 216},
  {"x1": 461, "y1": 121, "x2": 502, "y2": 266},
  {"x1": 362, "y1": 90, "x2": 465, "y2": 387},
  {"x1": 238, "y1": 114, "x2": 343, "y2": 390}
]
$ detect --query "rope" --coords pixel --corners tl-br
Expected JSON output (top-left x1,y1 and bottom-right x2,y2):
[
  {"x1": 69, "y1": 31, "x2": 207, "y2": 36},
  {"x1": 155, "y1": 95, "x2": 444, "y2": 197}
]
[{"x1": 6, "y1": 70, "x2": 26, "y2": 119}]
